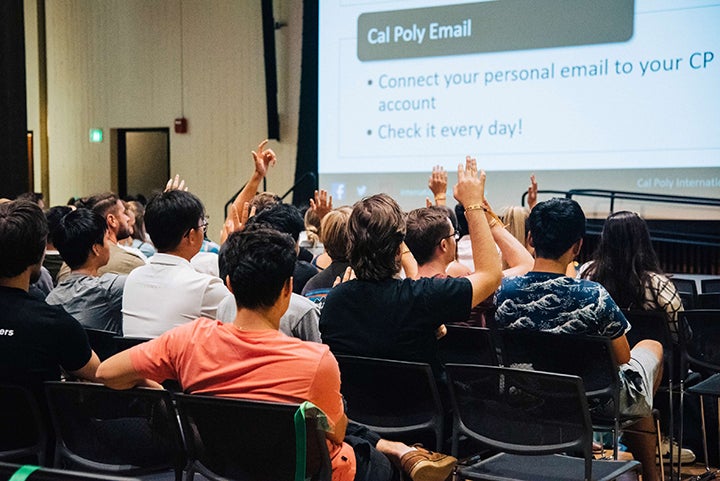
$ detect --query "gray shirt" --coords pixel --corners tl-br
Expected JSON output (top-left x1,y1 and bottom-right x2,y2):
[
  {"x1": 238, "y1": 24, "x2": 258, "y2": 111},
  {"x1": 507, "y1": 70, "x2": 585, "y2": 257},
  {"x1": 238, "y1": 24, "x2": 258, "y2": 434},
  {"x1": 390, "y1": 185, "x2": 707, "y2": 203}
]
[{"x1": 46, "y1": 272, "x2": 126, "y2": 335}]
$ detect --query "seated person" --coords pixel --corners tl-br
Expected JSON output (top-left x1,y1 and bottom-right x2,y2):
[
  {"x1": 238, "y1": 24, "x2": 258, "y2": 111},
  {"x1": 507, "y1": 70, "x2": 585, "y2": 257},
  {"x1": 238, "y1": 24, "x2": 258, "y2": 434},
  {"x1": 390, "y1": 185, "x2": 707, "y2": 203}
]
[
  {"x1": 122, "y1": 190, "x2": 234, "y2": 337},
  {"x1": 97, "y1": 228, "x2": 456, "y2": 481},
  {"x1": 302, "y1": 207, "x2": 353, "y2": 308},
  {"x1": 320, "y1": 158, "x2": 502, "y2": 375},
  {"x1": 0, "y1": 201, "x2": 100, "y2": 391},
  {"x1": 494, "y1": 198, "x2": 663, "y2": 481},
  {"x1": 57, "y1": 192, "x2": 145, "y2": 282},
  {"x1": 46, "y1": 208, "x2": 126, "y2": 334}
]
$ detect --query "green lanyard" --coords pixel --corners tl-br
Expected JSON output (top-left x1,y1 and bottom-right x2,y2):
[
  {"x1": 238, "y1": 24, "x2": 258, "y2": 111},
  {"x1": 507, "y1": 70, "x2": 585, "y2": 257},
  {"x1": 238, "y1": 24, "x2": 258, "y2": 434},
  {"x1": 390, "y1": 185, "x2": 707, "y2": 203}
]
[{"x1": 9, "y1": 465, "x2": 40, "y2": 481}]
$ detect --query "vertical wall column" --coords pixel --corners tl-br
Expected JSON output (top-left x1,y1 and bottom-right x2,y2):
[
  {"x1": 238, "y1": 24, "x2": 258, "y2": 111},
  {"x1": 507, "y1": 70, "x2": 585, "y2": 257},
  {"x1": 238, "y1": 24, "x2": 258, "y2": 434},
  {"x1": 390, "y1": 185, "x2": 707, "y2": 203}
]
[{"x1": 0, "y1": 0, "x2": 29, "y2": 198}]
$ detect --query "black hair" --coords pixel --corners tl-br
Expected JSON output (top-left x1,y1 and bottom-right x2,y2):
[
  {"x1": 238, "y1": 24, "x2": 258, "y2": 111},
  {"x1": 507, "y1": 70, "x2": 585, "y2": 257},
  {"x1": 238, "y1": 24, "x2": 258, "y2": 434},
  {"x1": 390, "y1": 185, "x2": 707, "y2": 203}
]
[
  {"x1": 405, "y1": 206, "x2": 454, "y2": 265},
  {"x1": 144, "y1": 190, "x2": 205, "y2": 252},
  {"x1": 45, "y1": 205, "x2": 74, "y2": 244},
  {"x1": 245, "y1": 203, "x2": 304, "y2": 242},
  {"x1": 53, "y1": 208, "x2": 107, "y2": 269},
  {"x1": 347, "y1": 194, "x2": 405, "y2": 281},
  {"x1": 527, "y1": 198, "x2": 586, "y2": 260},
  {"x1": 582, "y1": 211, "x2": 662, "y2": 308},
  {"x1": 218, "y1": 228, "x2": 297, "y2": 309},
  {"x1": 75, "y1": 192, "x2": 120, "y2": 217},
  {"x1": 0, "y1": 201, "x2": 49, "y2": 278}
]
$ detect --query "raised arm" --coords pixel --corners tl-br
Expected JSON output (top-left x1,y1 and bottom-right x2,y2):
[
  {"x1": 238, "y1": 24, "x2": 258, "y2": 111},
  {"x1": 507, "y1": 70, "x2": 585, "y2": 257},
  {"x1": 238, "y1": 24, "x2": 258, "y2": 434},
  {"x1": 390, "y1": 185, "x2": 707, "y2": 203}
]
[
  {"x1": 453, "y1": 157, "x2": 502, "y2": 306},
  {"x1": 224, "y1": 139, "x2": 276, "y2": 229}
]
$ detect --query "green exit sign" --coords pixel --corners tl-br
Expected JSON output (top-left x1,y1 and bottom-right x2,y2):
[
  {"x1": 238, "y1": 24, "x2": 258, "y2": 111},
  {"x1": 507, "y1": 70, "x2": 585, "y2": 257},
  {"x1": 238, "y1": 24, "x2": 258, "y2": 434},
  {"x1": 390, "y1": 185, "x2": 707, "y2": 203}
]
[{"x1": 89, "y1": 128, "x2": 103, "y2": 143}]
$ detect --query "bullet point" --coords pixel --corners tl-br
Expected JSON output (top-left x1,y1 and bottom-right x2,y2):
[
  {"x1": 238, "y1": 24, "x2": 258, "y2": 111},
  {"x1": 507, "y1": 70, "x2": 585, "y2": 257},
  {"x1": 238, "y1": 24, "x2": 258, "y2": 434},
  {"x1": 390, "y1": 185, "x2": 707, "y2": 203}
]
[
  {"x1": 368, "y1": 79, "x2": 372, "y2": 85},
  {"x1": 367, "y1": 130, "x2": 372, "y2": 135}
]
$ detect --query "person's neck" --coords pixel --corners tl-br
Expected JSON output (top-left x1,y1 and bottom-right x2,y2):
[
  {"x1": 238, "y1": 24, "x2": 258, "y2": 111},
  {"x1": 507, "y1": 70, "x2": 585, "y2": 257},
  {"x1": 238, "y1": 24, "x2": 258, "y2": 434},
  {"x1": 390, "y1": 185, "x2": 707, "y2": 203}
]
[
  {"x1": 107, "y1": 231, "x2": 119, "y2": 245},
  {"x1": 164, "y1": 247, "x2": 196, "y2": 262},
  {"x1": 0, "y1": 271, "x2": 31, "y2": 292},
  {"x1": 72, "y1": 263, "x2": 100, "y2": 277},
  {"x1": 233, "y1": 307, "x2": 280, "y2": 331},
  {"x1": 417, "y1": 257, "x2": 449, "y2": 278},
  {"x1": 533, "y1": 256, "x2": 572, "y2": 275}
]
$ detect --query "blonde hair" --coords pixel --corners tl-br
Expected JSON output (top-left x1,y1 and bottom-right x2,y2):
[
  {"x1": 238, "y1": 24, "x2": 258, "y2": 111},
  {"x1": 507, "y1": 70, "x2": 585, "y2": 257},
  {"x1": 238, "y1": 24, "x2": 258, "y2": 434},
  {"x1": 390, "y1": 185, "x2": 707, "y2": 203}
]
[
  {"x1": 304, "y1": 207, "x2": 321, "y2": 246},
  {"x1": 501, "y1": 206, "x2": 530, "y2": 248},
  {"x1": 320, "y1": 206, "x2": 352, "y2": 261}
]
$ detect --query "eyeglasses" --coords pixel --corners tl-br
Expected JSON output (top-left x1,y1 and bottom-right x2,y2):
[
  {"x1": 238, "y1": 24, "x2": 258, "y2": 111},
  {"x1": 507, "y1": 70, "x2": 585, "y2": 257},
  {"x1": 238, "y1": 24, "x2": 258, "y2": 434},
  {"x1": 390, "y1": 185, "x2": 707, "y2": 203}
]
[
  {"x1": 437, "y1": 229, "x2": 460, "y2": 245},
  {"x1": 184, "y1": 218, "x2": 209, "y2": 237}
]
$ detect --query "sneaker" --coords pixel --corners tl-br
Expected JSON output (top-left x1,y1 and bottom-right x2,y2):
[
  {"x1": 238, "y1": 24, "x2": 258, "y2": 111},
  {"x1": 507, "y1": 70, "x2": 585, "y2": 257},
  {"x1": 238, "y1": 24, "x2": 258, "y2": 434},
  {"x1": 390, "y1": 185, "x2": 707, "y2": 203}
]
[
  {"x1": 657, "y1": 438, "x2": 696, "y2": 464},
  {"x1": 400, "y1": 445, "x2": 457, "y2": 481}
]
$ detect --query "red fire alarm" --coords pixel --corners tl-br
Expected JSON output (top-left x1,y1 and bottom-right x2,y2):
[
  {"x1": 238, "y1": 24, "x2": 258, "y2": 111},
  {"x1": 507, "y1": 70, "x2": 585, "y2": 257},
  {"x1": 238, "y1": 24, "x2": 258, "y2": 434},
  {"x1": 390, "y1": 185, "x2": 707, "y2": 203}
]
[{"x1": 174, "y1": 117, "x2": 188, "y2": 134}]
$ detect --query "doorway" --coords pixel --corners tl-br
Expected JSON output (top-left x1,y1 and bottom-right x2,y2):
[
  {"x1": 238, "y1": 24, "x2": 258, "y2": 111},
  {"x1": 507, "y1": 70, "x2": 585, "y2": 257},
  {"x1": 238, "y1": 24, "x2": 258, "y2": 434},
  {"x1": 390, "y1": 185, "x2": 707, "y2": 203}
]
[{"x1": 117, "y1": 128, "x2": 170, "y2": 200}]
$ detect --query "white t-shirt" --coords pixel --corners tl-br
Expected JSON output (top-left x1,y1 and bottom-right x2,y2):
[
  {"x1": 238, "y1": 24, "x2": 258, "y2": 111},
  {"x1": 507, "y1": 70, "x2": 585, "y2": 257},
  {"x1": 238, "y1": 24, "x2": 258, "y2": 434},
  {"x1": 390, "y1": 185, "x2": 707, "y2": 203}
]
[{"x1": 122, "y1": 253, "x2": 233, "y2": 337}]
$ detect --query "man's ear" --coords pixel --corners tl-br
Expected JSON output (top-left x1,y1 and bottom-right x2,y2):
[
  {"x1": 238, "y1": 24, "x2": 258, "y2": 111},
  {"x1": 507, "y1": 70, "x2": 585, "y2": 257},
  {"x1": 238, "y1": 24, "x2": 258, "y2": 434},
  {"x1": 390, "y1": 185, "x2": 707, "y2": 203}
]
[
  {"x1": 91, "y1": 243, "x2": 102, "y2": 257},
  {"x1": 527, "y1": 232, "x2": 535, "y2": 248},
  {"x1": 284, "y1": 277, "x2": 294, "y2": 295},
  {"x1": 225, "y1": 275, "x2": 234, "y2": 293},
  {"x1": 105, "y1": 213, "x2": 117, "y2": 230},
  {"x1": 571, "y1": 238, "x2": 583, "y2": 256}
]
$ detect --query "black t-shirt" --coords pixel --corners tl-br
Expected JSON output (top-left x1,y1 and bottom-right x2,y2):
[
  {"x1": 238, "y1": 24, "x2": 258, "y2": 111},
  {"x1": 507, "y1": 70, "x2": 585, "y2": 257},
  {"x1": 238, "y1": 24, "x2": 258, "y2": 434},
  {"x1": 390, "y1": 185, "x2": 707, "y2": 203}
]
[
  {"x1": 0, "y1": 286, "x2": 92, "y2": 386},
  {"x1": 293, "y1": 260, "x2": 319, "y2": 294},
  {"x1": 319, "y1": 277, "x2": 473, "y2": 374}
]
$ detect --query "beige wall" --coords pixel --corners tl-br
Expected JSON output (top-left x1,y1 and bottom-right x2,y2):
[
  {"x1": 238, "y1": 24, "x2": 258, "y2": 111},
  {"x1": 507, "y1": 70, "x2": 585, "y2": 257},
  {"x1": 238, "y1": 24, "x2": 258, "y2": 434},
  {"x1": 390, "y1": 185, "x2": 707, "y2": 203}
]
[{"x1": 25, "y1": 0, "x2": 302, "y2": 241}]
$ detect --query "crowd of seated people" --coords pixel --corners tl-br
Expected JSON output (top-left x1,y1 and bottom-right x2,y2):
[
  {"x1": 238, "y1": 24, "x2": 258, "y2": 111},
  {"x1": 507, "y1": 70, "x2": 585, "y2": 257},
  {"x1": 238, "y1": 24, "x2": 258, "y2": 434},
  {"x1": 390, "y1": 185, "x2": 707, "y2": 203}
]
[{"x1": 1, "y1": 141, "x2": 708, "y2": 481}]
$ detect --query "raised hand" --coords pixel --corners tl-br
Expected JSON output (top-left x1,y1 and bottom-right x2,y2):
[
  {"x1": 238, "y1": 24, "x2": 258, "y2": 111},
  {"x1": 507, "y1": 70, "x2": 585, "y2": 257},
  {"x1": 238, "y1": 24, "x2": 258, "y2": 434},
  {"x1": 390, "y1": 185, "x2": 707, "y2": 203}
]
[
  {"x1": 251, "y1": 139, "x2": 277, "y2": 178},
  {"x1": 164, "y1": 174, "x2": 189, "y2": 192},
  {"x1": 527, "y1": 174, "x2": 538, "y2": 210},
  {"x1": 428, "y1": 165, "x2": 448, "y2": 205},
  {"x1": 453, "y1": 156, "x2": 485, "y2": 208},
  {"x1": 309, "y1": 189, "x2": 333, "y2": 220}
]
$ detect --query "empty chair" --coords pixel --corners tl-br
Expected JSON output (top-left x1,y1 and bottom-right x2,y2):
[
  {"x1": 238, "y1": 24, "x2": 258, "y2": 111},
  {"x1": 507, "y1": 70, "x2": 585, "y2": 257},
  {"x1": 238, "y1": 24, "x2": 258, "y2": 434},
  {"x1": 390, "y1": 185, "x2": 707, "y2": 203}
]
[
  {"x1": 0, "y1": 462, "x2": 142, "y2": 480},
  {"x1": 174, "y1": 394, "x2": 331, "y2": 481},
  {"x1": 0, "y1": 384, "x2": 47, "y2": 466},
  {"x1": 697, "y1": 293, "x2": 720, "y2": 309},
  {"x1": 437, "y1": 325, "x2": 498, "y2": 366},
  {"x1": 44, "y1": 382, "x2": 185, "y2": 480},
  {"x1": 701, "y1": 278, "x2": 720, "y2": 294},
  {"x1": 445, "y1": 364, "x2": 641, "y2": 481},
  {"x1": 669, "y1": 276, "x2": 698, "y2": 298},
  {"x1": 334, "y1": 355, "x2": 445, "y2": 451}
]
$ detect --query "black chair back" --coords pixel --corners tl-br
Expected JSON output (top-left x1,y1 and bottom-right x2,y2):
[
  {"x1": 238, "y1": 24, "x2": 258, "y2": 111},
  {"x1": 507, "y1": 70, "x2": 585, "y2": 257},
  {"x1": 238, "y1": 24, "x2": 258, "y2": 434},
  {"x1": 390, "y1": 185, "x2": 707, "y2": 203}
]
[
  {"x1": 622, "y1": 309, "x2": 674, "y2": 353},
  {"x1": 438, "y1": 325, "x2": 498, "y2": 366},
  {"x1": 670, "y1": 277, "x2": 698, "y2": 297},
  {"x1": 0, "y1": 462, "x2": 142, "y2": 480},
  {"x1": 111, "y1": 337, "x2": 150, "y2": 353},
  {"x1": 701, "y1": 278, "x2": 720, "y2": 294},
  {"x1": 698, "y1": 293, "x2": 720, "y2": 309},
  {"x1": 334, "y1": 355, "x2": 445, "y2": 450},
  {"x1": 83, "y1": 329, "x2": 119, "y2": 361},
  {"x1": 43, "y1": 382, "x2": 185, "y2": 480},
  {"x1": 174, "y1": 394, "x2": 331, "y2": 481},
  {"x1": 445, "y1": 364, "x2": 593, "y2": 481},
  {"x1": 681, "y1": 309, "x2": 720, "y2": 377},
  {"x1": 0, "y1": 385, "x2": 47, "y2": 466}
]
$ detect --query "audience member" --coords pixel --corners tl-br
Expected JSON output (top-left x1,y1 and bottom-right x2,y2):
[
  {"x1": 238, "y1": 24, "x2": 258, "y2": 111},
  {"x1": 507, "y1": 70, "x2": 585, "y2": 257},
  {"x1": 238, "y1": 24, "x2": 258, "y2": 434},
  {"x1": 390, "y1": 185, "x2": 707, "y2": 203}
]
[
  {"x1": 302, "y1": 206, "x2": 353, "y2": 307},
  {"x1": 46, "y1": 208, "x2": 126, "y2": 334},
  {"x1": 44, "y1": 205, "x2": 73, "y2": 283},
  {"x1": 123, "y1": 200, "x2": 156, "y2": 258},
  {"x1": 97, "y1": 228, "x2": 456, "y2": 481},
  {"x1": 245, "y1": 203, "x2": 319, "y2": 294},
  {"x1": 580, "y1": 211, "x2": 685, "y2": 341},
  {"x1": 494, "y1": 198, "x2": 663, "y2": 481},
  {"x1": 320, "y1": 158, "x2": 502, "y2": 375},
  {"x1": 217, "y1": 229, "x2": 322, "y2": 342},
  {"x1": 57, "y1": 192, "x2": 145, "y2": 282},
  {"x1": 0, "y1": 201, "x2": 100, "y2": 391},
  {"x1": 28, "y1": 266, "x2": 54, "y2": 300},
  {"x1": 15, "y1": 191, "x2": 45, "y2": 210},
  {"x1": 122, "y1": 190, "x2": 233, "y2": 337}
]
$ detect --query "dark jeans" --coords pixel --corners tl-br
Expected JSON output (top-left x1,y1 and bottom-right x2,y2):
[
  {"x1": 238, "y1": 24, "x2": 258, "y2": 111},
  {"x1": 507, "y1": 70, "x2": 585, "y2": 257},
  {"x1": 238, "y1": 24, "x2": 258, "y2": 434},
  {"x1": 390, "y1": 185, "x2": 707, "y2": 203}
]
[{"x1": 345, "y1": 422, "x2": 398, "y2": 481}]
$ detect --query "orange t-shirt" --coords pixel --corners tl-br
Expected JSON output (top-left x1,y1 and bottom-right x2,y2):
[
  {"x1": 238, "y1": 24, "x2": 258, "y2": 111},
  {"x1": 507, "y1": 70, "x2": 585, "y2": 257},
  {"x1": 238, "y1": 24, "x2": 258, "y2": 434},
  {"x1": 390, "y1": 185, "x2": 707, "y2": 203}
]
[{"x1": 129, "y1": 318, "x2": 356, "y2": 481}]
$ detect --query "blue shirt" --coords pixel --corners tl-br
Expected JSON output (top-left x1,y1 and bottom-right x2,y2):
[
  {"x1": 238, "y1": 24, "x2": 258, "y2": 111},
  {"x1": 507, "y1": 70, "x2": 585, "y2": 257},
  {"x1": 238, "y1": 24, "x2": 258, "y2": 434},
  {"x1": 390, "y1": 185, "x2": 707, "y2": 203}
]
[{"x1": 494, "y1": 272, "x2": 629, "y2": 339}]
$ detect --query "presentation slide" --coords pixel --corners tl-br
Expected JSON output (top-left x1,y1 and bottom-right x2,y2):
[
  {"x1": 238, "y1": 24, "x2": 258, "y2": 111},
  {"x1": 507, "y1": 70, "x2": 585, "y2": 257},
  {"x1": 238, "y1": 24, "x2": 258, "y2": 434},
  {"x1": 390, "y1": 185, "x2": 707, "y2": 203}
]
[{"x1": 317, "y1": 0, "x2": 720, "y2": 217}]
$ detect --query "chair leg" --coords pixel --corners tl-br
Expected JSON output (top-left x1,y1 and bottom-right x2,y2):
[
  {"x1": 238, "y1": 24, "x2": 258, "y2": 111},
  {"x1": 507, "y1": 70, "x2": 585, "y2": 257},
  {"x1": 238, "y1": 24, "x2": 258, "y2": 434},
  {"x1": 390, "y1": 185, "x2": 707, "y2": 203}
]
[
  {"x1": 700, "y1": 395, "x2": 710, "y2": 471},
  {"x1": 655, "y1": 412, "x2": 665, "y2": 481}
]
